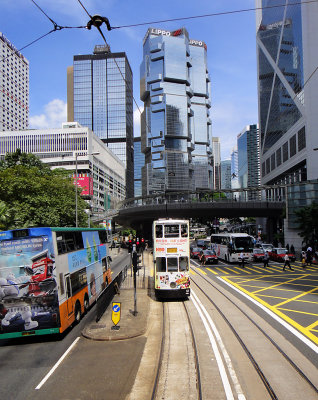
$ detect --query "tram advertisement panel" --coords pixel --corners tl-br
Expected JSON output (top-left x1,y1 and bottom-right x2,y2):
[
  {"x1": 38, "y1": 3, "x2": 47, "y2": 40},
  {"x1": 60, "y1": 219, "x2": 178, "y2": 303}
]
[{"x1": 0, "y1": 228, "x2": 59, "y2": 334}]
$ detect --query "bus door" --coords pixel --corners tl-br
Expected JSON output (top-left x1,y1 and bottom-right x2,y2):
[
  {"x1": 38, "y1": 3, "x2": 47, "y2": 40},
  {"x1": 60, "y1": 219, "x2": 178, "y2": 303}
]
[{"x1": 65, "y1": 274, "x2": 73, "y2": 317}]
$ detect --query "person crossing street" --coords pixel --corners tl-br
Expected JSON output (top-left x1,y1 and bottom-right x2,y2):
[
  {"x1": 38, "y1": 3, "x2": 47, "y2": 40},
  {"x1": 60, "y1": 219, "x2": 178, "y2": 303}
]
[
  {"x1": 263, "y1": 251, "x2": 269, "y2": 268},
  {"x1": 283, "y1": 253, "x2": 293, "y2": 271}
]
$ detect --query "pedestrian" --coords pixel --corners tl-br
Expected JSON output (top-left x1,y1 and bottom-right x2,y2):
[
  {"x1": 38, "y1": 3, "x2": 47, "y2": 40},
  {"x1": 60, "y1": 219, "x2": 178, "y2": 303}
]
[
  {"x1": 283, "y1": 253, "x2": 293, "y2": 271},
  {"x1": 263, "y1": 251, "x2": 269, "y2": 268},
  {"x1": 290, "y1": 244, "x2": 295, "y2": 254},
  {"x1": 239, "y1": 251, "x2": 245, "y2": 268},
  {"x1": 301, "y1": 250, "x2": 306, "y2": 268},
  {"x1": 306, "y1": 249, "x2": 312, "y2": 266}
]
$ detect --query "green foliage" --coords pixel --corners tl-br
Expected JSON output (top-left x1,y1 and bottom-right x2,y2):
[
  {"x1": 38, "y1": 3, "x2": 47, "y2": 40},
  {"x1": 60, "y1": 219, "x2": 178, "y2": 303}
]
[
  {"x1": 0, "y1": 200, "x2": 11, "y2": 230},
  {"x1": 0, "y1": 150, "x2": 88, "y2": 229},
  {"x1": 294, "y1": 202, "x2": 318, "y2": 248}
]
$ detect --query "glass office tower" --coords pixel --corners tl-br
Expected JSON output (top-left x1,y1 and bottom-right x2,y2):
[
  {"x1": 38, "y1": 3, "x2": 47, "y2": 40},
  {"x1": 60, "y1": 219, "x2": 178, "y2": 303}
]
[
  {"x1": 134, "y1": 136, "x2": 144, "y2": 197},
  {"x1": 71, "y1": 45, "x2": 134, "y2": 198},
  {"x1": 237, "y1": 124, "x2": 260, "y2": 189},
  {"x1": 256, "y1": 0, "x2": 318, "y2": 244},
  {"x1": 140, "y1": 27, "x2": 212, "y2": 195},
  {"x1": 256, "y1": 0, "x2": 318, "y2": 184}
]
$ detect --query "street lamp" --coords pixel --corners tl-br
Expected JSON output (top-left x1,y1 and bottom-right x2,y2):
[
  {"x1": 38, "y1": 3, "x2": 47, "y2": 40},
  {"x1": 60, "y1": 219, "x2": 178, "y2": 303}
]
[{"x1": 75, "y1": 151, "x2": 100, "y2": 227}]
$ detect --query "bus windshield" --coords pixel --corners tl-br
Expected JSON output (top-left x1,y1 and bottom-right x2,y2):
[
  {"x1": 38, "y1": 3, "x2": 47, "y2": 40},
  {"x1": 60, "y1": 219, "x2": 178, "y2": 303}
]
[{"x1": 233, "y1": 237, "x2": 254, "y2": 252}]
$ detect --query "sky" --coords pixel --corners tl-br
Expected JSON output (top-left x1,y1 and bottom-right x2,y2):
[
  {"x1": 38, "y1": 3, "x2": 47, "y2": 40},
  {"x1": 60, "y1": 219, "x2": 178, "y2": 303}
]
[{"x1": 1, "y1": 0, "x2": 258, "y2": 160}]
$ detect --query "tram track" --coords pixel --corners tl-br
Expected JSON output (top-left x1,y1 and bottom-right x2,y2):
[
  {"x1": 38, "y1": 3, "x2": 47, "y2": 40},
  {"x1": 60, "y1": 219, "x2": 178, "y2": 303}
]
[
  {"x1": 191, "y1": 268, "x2": 318, "y2": 399},
  {"x1": 151, "y1": 300, "x2": 202, "y2": 400}
]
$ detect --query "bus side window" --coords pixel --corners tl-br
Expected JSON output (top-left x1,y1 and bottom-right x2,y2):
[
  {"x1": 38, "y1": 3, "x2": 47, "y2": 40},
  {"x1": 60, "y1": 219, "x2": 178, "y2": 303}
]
[
  {"x1": 59, "y1": 273, "x2": 65, "y2": 295},
  {"x1": 156, "y1": 225, "x2": 163, "y2": 238},
  {"x1": 179, "y1": 257, "x2": 188, "y2": 271},
  {"x1": 181, "y1": 225, "x2": 188, "y2": 237},
  {"x1": 167, "y1": 257, "x2": 178, "y2": 272},
  {"x1": 98, "y1": 230, "x2": 107, "y2": 244},
  {"x1": 156, "y1": 257, "x2": 166, "y2": 272}
]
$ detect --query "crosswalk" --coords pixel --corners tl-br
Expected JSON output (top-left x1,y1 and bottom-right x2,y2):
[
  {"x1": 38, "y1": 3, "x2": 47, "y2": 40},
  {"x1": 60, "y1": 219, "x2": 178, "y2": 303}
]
[{"x1": 190, "y1": 260, "x2": 317, "y2": 275}]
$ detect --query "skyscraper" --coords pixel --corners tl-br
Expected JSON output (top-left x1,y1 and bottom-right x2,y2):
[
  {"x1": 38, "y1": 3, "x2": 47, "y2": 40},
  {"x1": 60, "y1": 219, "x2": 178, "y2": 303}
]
[
  {"x1": 0, "y1": 33, "x2": 29, "y2": 131},
  {"x1": 140, "y1": 27, "x2": 212, "y2": 195},
  {"x1": 220, "y1": 159, "x2": 232, "y2": 190},
  {"x1": 237, "y1": 124, "x2": 260, "y2": 189},
  {"x1": 134, "y1": 136, "x2": 144, "y2": 197},
  {"x1": 256, "y1": 0, "x2": 318, "y2": 246},
  {"x1": 212, "y1": 137, "x2": 221, "y2": 191},
  {"x1": 68, "y1": 45, "x2": 134, "y2": 198},
  {"x1": 256, "y1": 0, "x2": 318, "y2": 184}
]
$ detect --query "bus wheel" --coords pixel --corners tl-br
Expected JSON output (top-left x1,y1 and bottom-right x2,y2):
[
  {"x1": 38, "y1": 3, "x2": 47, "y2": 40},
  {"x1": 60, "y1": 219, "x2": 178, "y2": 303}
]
[
  {"x1": 84, "y1": 295, "x2": 89, "y2": 314},
  {"x1": 74, "y1": 301, "x2": 81, "y2": 324}
]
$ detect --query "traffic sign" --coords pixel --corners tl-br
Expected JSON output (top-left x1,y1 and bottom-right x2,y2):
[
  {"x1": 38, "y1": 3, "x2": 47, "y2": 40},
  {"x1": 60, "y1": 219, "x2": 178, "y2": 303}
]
[{"x1": 112, "y1": 302, "x2": 121, "y2": 326}]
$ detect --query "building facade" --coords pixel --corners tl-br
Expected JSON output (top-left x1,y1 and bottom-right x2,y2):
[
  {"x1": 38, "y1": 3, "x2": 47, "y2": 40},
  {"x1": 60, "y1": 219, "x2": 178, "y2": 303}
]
[
  {"x1": 256, "y1": 0, "x2": 318, "y2": 247},
  {"x1": 134, "y1": 136, "x2": 144, "y2": 197},
  {"x1": 237, "y1": 124, "x2": 260, "y2": 189},
  {"x1": 68, "y1": 45, "x2": 134, "y2": 198},
  {"x1": 140, "y1": 27, "x2": 212, "y2": 195},
  {"x1": 220, "y1": 159, "x2": 232, "y2": 190},
  {"x1": 0, "y1": 123, "x2": 126, "y2": 216},
  {"x1": 212, "y1": 137, "x2": 221, "y2": 191},
  {"x1": 0, "y1": 32, "x2": 29, "y2": 131},
  {"x1": 230, "y1": 148, "x2": 239, "y2": 190}
]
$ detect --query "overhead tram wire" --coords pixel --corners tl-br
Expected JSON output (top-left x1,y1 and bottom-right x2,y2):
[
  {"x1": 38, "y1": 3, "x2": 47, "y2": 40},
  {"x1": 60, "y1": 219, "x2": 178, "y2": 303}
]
[
  {"x1": 0, "y1": 1, "x2": 87, "y2": 65},
  {"x1": 110, "y1": 0, "x2": 318, "y2": 29},
  {"x1": 76, "y1": 0, "x2": 150, "y2": 141}
]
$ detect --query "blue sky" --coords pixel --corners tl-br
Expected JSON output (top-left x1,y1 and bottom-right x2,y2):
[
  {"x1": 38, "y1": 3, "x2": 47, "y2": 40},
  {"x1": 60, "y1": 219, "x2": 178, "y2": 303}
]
[{"x1": 1, "y1": 0, "x2": 258, "y2": 160}]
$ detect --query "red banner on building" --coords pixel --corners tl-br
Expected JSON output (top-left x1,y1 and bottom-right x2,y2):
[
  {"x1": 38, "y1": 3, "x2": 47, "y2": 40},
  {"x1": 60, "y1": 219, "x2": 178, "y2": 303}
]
[{"x1": 73, "y1": 176, "x2": 93, "y2": 196}]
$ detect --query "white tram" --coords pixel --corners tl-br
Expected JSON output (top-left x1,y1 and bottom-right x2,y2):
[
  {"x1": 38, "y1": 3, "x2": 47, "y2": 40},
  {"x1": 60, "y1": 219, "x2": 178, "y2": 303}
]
[{"x1": 153, "y1": 218, "x2": 190, "y2": 299}]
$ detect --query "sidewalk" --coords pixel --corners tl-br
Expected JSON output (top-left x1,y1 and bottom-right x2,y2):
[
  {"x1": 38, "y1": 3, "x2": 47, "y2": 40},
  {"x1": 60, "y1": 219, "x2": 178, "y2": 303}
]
[{"x1": 82, "y1": 250, "x2": 152, "y2": 341}]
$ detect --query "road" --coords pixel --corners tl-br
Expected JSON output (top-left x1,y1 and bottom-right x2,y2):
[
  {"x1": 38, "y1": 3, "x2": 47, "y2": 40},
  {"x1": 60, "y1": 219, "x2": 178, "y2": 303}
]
[{"x1": 0, "y1": 250, "x2": 317, "y2": 399}]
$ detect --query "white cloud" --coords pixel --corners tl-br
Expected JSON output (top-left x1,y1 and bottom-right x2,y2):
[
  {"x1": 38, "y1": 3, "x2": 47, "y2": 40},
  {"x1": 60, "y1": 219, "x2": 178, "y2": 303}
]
[{"x1": 29, "y1": 99, "x2": 67, "y2": 129}]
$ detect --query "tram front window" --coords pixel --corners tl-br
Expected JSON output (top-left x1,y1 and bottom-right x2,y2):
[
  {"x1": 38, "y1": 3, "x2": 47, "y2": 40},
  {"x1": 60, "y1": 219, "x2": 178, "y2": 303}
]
[
  {"x1": 156, "y1": 257, "x2": 166, "y2": 272},
  {"x1": 167, "y1": 257, "x2": 178, "y2": 272},
  {"x1": 181, "y1": 224, "x2": 188, "y2": 237},
  {"x1": 179, "y1": 257, "x2": 188, "y2": 271},
  {"x1": 165, "y1": 225, "x2": 179, "y2": 238},
  {"x1": 156, "y1": 225, "x2": 163, "y2": 238}
]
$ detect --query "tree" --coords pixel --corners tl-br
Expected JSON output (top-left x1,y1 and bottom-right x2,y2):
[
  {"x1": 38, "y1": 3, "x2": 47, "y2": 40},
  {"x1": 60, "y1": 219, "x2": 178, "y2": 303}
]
[
  {"x1": 0, "y1": 150, "x2": 88, "y2": 229},
  {"x1": 294, "y1": 202, "x2": 318, "y2": 249},
  {"x1": 0, "y1": 200, "x2": 11, "y2": 230}
]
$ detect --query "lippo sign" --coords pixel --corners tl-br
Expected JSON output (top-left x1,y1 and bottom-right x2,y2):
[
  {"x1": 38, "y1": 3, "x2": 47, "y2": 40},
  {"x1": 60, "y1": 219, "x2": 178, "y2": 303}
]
[
  {"x1": 143, "y1": 27, "x2": 207, "y2": 49},
  {"x1": 73, "y1": 176, "x2": 93, "y2": 196}
]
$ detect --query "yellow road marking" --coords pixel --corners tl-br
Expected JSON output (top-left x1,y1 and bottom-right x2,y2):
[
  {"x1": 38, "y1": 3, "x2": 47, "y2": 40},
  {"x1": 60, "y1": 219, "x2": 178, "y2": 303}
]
[
  {"x1": 252, "y1": 275, "x2": 307, "y2": 295},
  {"x1": 207, "y1": 267, "x2": 218, "y2": 275},
  {"x1": 306, "y1": 320, "x2": 318, "y2": 330},
  {"x1": 222, "y1": 266, "x2": 240, "y2": 274},
  {"x1": 222, "y1": 276, "x2": 318, "y2": 344},
  {"x1": 190, "y1": 269, "x2": 196, "y2": 275},
  {"x1": 274, "y1": 286, "x2": 318, "y2": 308},
  {"x1": 277, "y1": 307, "x2": 318, "y2": 317},
  {"x1": 196, "y1": 267, "x2": 207, "y2": 275}
]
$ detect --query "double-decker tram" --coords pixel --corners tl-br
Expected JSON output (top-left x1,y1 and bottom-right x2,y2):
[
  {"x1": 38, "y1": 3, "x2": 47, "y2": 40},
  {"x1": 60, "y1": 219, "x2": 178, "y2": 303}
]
[
  {"x1": 211, "y1": 232, "x2": 255, "y2": 263},
  {"x1": 153, "y1": 219, "x2": 190, "y2": 299},
  {"x1": 0, "y1": 227, "x2": 111, "y2": 339}
]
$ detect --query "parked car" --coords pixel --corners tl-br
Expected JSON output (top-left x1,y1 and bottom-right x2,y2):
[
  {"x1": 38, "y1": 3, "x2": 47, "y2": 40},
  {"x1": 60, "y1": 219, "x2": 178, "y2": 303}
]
[
  {"x1": 253, "y1": 248, "x2": 265, "y2": 261},
  {"x1": 199, "y1": 249, "x2": 218, "y2": 265},
  {"x1": 269, "y1": 248, "x2": 296, "y2": 262},
  {"x1": 190, "y1": 247, "x2": 201, "y2": 259}
]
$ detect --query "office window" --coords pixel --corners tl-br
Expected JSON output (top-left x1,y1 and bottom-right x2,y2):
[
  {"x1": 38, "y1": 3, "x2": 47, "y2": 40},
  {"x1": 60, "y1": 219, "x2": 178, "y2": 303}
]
[
  {"x1": 282, "y1": 142, "x2": 289, "y2": 162},
  {"x1": 298, "y1": 127, "x2": 306, "y2": 151},
  {"x1": 289, "y1": 134, "x2": 296, "y2": 157}
]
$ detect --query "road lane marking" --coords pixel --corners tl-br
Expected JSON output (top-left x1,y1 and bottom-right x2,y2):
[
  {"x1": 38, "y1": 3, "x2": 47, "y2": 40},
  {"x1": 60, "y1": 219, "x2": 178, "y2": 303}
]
[
  {"x1": 274, "y1": 286, "x2": 318, "y2": 308},
  {"x1": 191, "y1": 291, "x2": 246, "y2": 400},
  {"x1": 207, "y1": 267, "x2": 219, "y2": 275},
  {"x1": 35, "y1": 337, "x2": 81, "y2": 390},
  {"x1": 196, "y1": 267, "x2": 207, "y2": 275},
  {"x1": 219, "y1": 277, "x2": 318, "y2": 350}
]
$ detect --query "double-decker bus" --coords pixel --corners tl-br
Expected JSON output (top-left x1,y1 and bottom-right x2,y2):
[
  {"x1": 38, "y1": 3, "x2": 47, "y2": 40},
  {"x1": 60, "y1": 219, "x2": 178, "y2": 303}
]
[
  {"x1": 153, "y1": 219, "x2": 190, "y2": 299},
  {"x1": 211, "y1": 232, "x2": 255, "y2": 263},
  {"x1": 0, "y1": 227, "x2": 111, "y2": 339}
]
